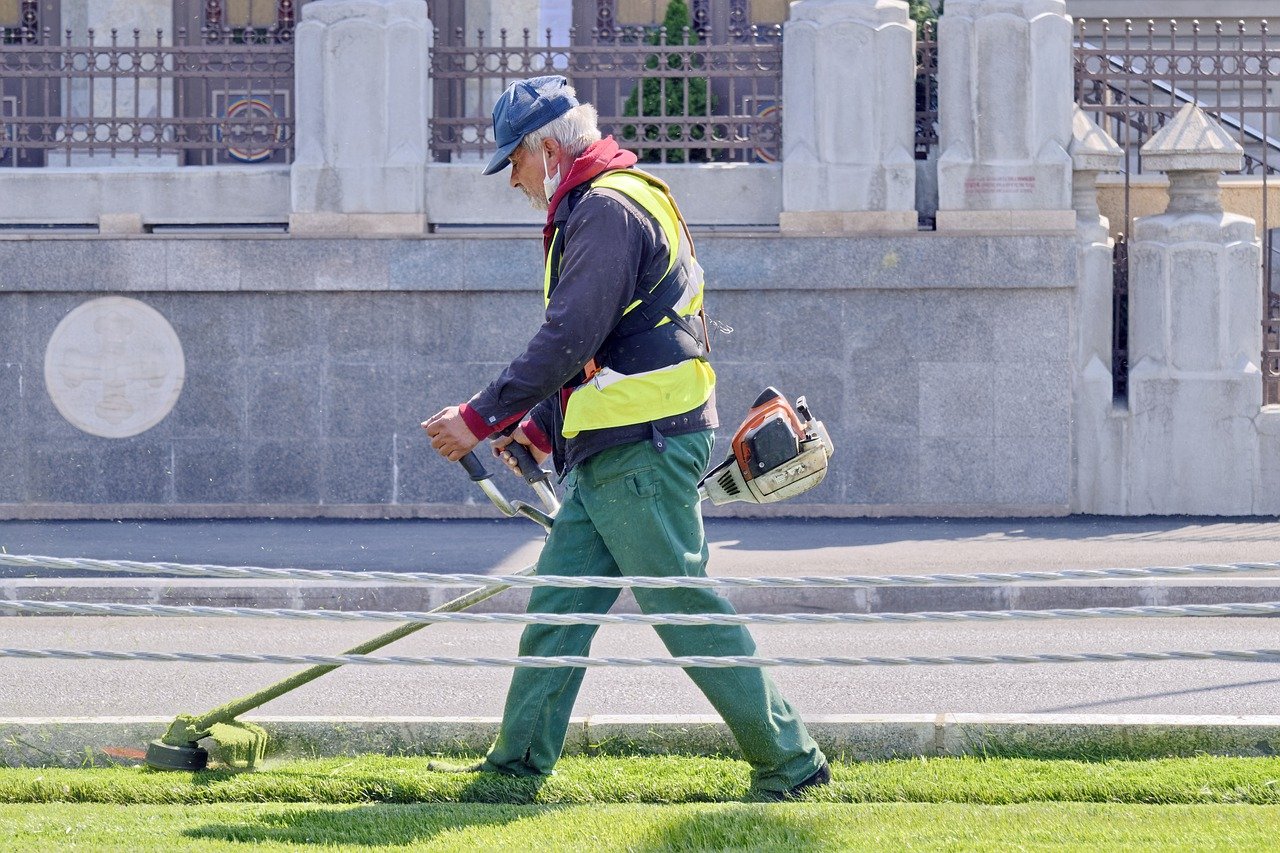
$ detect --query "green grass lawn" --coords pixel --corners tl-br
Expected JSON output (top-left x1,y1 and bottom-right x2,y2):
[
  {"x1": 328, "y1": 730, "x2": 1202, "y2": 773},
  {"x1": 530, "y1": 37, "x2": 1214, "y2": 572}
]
[
  {"x1": 2, "y1": 755, "x2": 1280, "y2": 850},
  {"x1": 4, "y1": 801, "x2": 1280, "y2": 851}
]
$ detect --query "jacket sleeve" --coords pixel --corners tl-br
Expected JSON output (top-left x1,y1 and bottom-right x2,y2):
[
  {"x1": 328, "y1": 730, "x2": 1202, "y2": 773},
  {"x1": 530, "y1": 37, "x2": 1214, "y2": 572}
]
[
  {"x1": 461, "y1": 193, "x2": 650, "y2": 439},
  {"x1": 521, "y1": 397, "x2": 556, "y2": 455}
]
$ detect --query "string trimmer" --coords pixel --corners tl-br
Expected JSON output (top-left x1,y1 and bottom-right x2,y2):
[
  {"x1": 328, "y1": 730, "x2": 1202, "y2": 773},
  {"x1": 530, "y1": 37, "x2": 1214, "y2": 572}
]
[
  {"x1": 142, "y1": 388, "x2": 833, "y2": 770},
  {"x1": 143, "y1": 444, "x2": 556, "y2": 771}
]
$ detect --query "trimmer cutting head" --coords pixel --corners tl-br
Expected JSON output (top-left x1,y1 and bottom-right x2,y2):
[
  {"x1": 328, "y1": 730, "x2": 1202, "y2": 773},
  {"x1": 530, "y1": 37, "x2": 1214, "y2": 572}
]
[
  {"x1": 699, "y1": 387, "x2": 834, "y2": 506},
  {"x1": 144, "y1": 739, "x2": 208, "y2": 771}
]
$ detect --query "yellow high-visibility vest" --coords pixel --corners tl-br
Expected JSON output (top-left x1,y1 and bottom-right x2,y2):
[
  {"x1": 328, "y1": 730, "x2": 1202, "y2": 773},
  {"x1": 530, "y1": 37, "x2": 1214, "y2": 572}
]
[{"x1": 543, "y1": 169, "x2": 715, "y2": 438}]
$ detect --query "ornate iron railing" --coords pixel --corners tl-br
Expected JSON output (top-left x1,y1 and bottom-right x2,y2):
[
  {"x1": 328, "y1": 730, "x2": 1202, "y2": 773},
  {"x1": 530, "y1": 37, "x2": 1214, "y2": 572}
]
[
  {"x1": 1, "y1": 0, "x2": 40, "y2": 45},
  {"x1": 429, "y1": 26, "x2": 783, "y2": 164},
  {"x1": 1073, "y1": 18, "x2": 1279, "y2": 404},
  {"x1": 1111, "y1": 234, "x2": 1130, "y2": 400},
  {"x1": 1268, "y1": 247, "x2": 1280, "y2": 406},
  {"x1": 0, "y1": 26, "x2": 294, "y2": 167},
  {"x1": 197, "y1": 0, "x2": 301, "y2": 44},
  {"x1": 588, "y1": 0, "x2": 775, "y2": 45},
  {"x1": 914, "y1": 20, "x2": 938, "y2": 155}
]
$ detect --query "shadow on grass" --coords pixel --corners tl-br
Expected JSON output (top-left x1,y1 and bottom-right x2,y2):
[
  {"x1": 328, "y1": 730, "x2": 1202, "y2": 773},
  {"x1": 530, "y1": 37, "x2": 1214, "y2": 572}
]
[
  {"x1": 183, "y1": 772, "x2": 550, "y2": 846},
  {"x1": 184, "y1": 801, "x2": 833, "y2": 850},
  {"x1": 183, "y1": 802, "x2": 558, "y2": 847},
  {"x1": 628, "y1": 804, "x2": 832, "y2": 851}
]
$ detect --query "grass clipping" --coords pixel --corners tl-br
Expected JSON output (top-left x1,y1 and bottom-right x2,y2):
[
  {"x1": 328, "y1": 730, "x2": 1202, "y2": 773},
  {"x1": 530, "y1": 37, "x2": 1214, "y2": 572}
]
[{"x1": 204, "y1": 721, "x2": 268, "y2": 770}]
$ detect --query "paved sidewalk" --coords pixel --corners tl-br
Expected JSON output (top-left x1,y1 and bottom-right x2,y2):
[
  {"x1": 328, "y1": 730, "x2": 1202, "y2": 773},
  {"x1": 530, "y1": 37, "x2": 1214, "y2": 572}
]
[
  {"x1": 1, "y1": 516, "x2": 1278, "y2": 612},
  {"x1": 3, "y1": 517, "x2": 1278, "y2": 767}
]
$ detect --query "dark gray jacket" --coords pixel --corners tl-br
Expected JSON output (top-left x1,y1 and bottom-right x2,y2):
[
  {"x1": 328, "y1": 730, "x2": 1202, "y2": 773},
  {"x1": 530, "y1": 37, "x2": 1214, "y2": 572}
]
[{"x1": 467, "y1": 177, "x2": 716, "y2": 475}]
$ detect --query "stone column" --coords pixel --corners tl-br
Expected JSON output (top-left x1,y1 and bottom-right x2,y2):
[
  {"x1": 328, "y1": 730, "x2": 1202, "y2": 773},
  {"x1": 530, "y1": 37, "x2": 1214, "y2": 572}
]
[
  {"x1": 290, "y1": 0, "x2": 431, "y2": 235},
  {"x1": 935, "y1": 0, "x2": 1075, "y2": 232},
  {"x1": 780, "y1": 0, "x2": 917, "y2": 234},
  {"x1": 1126, "y1": 104, "x2": 1262, "y2": 514},
  {"x1": 1068, "y1": 108, "x2": 1125, "y2": 512}
]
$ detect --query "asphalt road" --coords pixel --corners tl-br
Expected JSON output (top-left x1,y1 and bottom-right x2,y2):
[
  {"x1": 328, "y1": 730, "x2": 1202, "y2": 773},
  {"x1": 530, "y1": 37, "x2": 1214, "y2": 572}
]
[
  {"x1": 3, "y1": 516, "x2": 1280, "y2": 578},
  {"x1": 2, "y1": 615, "x2": 1278, "y2": 719},
  {"x1": 3, "y1": 516, "x2": 1279, "y2": 721}
]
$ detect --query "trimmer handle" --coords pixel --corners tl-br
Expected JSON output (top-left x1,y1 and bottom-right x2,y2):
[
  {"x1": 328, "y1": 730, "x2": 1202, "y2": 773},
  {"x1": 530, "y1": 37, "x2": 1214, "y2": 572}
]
[
  {"x1": 460, "y1": 445, "x2": 559, "y2": 529},
  {"x1": 459, "y1": 451, "x2": 491, "y2": 482},
  {"x1": 505, "y1": 441, "x2": 551, "y2": 486}
]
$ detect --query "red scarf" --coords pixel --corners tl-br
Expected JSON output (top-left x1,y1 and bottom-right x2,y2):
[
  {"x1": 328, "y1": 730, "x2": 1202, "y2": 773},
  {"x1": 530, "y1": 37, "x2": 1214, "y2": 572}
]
[{"x1": 542, "y1": 136, "x2": 638, "y2": 252}]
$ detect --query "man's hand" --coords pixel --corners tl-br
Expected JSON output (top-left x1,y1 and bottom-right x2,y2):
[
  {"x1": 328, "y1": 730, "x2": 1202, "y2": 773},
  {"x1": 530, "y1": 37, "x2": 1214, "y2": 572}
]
[
  {"x1": 422, "y1": 406, "x2": 482, "y2": 462},
  {"x1": 492, "y1": 425, "x2": 550, "y2": 477}
]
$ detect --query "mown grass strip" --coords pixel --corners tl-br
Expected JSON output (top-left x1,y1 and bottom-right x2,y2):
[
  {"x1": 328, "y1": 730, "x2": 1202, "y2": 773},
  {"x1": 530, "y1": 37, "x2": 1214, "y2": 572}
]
[
  {"x1": 2, "y1": 754, "x2": 1280, "y2": 806},
  {"x1": 3, "y1": 801, "x2": 1280, "y2": 851}
]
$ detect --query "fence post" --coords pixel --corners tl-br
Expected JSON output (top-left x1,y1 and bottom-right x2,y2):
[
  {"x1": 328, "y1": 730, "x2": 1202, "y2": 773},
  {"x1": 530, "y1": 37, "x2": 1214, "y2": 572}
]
[
  {"x1": 779, "y1": 0, "x2": 917, "y2": 234},
  {"x1": 935, "y1": 0, "x2": 1074, "y2": 232},
  {"x1": 289, "y1": 0, "x2": 431, "y2": 235},
  {"x1": 1126, "y1": 104, "x2": 1264, "y2": 514},
  {"x1": 1068, "y1": 108, "x2": 1125, "y2": 512}
]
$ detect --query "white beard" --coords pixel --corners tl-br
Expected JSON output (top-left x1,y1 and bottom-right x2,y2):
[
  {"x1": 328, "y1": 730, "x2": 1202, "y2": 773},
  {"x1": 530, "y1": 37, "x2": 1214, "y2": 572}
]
[{"x1": 522, "y1": 184, "x2": 549, "y2": 212}]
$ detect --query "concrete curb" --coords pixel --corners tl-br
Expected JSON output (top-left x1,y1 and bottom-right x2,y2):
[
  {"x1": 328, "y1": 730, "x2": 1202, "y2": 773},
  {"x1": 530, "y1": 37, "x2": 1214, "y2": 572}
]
[
  {"x1": 4, "y1": 577, "x2": 1280, "y2": 614},
  {"x1": 3, "y1": 714, "x2": 1280, "y2": 768}
]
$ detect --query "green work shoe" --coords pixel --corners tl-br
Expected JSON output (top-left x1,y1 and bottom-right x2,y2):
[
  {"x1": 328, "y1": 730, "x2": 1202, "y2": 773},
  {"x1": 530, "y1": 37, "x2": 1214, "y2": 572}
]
[{"x1": 756, "y1": 761, "x2": 831, "y2": 801}]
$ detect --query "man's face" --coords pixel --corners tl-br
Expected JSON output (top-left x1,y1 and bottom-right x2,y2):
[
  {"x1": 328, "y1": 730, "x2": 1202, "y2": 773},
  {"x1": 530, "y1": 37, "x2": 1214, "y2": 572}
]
[{"x1": 509, "y1": 143, "x2": 553, "y2": 212}]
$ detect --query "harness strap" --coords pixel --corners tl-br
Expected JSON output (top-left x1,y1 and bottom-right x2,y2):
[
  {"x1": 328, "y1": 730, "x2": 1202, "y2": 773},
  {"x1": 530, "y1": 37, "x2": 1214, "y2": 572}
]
[{"x1": 551, "y1": 169, "x2": 710, "y2": 381}]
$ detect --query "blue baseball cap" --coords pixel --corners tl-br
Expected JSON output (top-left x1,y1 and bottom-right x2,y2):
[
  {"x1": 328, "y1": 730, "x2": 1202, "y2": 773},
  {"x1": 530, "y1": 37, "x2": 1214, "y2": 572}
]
[{"x1": 483, "y1": 75, "x2": 579, "y2": 176}]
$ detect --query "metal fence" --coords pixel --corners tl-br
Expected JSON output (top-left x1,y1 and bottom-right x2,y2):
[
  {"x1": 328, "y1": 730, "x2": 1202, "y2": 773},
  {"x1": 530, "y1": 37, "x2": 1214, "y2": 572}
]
[
  {"x1": 914, "y1": 20, "x2": 938, "y2": 156},
  {"x1": 0, "y1": 26, "x2": 294, "y2": 167},
  {"x1": 1073, "y1": 18, "x2": 1280, "y2": 404},
  {"x1": 429, "y1": 26, "x2": 783, "y2": 165},
  {"x1": 1268, "y1": 239, "x2": 1280, "y2": 403}
]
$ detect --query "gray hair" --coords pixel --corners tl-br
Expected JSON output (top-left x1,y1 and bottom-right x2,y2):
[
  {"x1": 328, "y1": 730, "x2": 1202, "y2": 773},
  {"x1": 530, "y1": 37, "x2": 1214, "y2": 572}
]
[{"x1": 520, "y1": 99, "x2": 602, "y2": 160}]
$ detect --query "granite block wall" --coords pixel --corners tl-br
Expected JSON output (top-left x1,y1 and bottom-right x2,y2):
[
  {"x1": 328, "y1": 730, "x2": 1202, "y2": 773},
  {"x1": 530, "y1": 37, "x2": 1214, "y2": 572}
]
[{"x1": 0, "y1": 233, "x2": 1075, "y2": 517}]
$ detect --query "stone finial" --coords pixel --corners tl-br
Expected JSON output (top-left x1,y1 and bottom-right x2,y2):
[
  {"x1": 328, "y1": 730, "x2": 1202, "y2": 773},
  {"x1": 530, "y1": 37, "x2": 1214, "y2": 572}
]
[
  {"x1": 1069, "y1": 109, "x2": 1123, "y2": 219},
  {"x1": 1140, "y1": 103, "x2": 1243, "y2": 175},
  {"x1": 1140, "y1": 104, "x2": 1243, "y2": 214},
  {"x1": 1069, "y1": 108, "x2": 1122, "y2": 174}
]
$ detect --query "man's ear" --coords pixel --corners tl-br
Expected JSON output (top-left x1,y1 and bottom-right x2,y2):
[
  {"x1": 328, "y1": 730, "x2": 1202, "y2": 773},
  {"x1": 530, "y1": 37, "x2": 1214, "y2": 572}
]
[{"x1": 542, "y1": 137, "x2": 560, "y2": 160}]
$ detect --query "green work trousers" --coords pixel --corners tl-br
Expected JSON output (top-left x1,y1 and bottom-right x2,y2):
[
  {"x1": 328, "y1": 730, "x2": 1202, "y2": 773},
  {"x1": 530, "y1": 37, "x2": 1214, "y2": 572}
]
[{"x1": 481, "y1": 429, "x2": 825, "y2": 793}]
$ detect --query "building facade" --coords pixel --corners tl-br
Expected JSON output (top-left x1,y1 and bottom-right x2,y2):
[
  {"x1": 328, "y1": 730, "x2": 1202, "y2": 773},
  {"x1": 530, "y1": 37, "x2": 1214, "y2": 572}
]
[{"x1": 0, "y1": 0, "x2": 1276, "y2": 518}]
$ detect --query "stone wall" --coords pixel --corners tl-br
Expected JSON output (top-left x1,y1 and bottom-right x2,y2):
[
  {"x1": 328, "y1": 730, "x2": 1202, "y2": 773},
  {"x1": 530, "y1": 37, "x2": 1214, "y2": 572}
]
[
  {"x1": 0, "y1": 232, "x2": 1076, "y2": 518},
  {"x1": 4, "y1": 0, "x2": 1272, "y2": 519},
  {"x1": 1097, "y1": 177, "x2": 1280, "y2": 243},
  {"x1": 0, "y1": 164, "x2": 781, "y2": 230}
]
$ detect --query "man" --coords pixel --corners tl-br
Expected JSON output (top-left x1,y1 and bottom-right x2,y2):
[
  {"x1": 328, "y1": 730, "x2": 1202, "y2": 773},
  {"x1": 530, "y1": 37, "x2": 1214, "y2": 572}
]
[{"x1": 422, "y1": 75, "x2": 829, "y2": 799}]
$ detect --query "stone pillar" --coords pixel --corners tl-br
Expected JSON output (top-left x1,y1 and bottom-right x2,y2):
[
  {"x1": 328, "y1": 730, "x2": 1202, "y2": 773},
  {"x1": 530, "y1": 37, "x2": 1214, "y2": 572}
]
[
  {"x1": 1126, "y1": 104, "x2": 1262, "y2": 514},
  {"x1": 780, "y1": 0, "x2": 917, "y2": 234},
  {"x1": 1068, "y1": 108, "x2": 1125, "y2": 513},
  {"x1": 290, "y1": 0, "x2": 431, "y2": 235},
  {"x1": 1070, "y1": 109, "x2": 1122, "y2": 373},
  {"x1": 935, "y1": 0, "x2": 1075, "y2": 233}
]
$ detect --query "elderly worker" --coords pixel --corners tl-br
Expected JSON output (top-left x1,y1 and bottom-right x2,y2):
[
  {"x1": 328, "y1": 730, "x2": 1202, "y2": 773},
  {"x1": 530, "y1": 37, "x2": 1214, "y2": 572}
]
[{"x1": 422, "y1": 75, "x2": 829, "y2": 799}]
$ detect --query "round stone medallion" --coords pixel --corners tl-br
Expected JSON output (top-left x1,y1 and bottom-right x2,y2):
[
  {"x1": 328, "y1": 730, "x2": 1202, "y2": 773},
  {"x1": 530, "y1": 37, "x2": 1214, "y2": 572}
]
[{"x1": 43, "y1": 296, "x2": 186, "y2": 438}]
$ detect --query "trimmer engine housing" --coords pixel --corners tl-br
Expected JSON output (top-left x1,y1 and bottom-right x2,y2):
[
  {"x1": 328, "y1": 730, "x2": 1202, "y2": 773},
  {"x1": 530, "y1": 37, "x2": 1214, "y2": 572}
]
[{"x1": 699, "y1": 387, "x2": 834, "y2": 505}]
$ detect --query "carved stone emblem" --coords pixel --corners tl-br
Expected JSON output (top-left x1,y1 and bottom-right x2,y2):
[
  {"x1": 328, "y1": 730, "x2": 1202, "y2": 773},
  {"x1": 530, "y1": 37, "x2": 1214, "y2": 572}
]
[{"x1": 43, "y1": 297, "x2": 186, "y2": 438}]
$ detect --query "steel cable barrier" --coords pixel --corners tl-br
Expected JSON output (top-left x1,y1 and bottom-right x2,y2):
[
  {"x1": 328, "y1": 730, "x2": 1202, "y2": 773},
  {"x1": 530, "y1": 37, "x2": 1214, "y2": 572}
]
[{"x1": 2, "y1": 554, "x2": 1280, "y2": 672}]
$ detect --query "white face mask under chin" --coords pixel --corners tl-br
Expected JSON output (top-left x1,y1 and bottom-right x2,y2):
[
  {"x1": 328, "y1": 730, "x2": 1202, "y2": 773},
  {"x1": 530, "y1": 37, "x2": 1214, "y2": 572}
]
[{"x1": 542, "y1": 153, "x2": 561, "y2": 203}]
